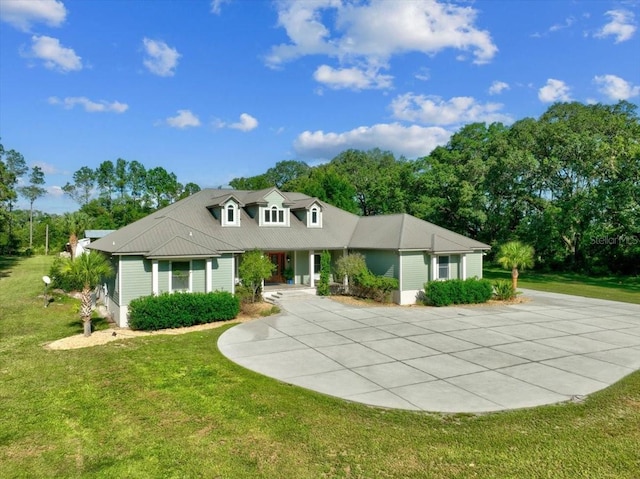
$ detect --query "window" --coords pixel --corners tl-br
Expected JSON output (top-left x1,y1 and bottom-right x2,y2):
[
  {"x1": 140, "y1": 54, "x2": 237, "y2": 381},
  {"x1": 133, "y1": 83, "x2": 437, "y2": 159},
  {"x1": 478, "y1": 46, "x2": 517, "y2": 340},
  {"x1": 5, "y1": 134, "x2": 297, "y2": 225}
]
[
  {"x1": 314, "y1": 254, "x2": 321, "y2": 274},
  {"x1": 438, "y1": 256, "x2": 449, "y2": 280},
  {"x1": 262, "y1": 206, "x2": 287, "y2": 225},
  {"x1": 311, "y1": 208, "x2": 318, "y2": 224},
  {"x1": 227, "y1": 204, "x2": 234, "y2": 223},
  {"x1": 172, "y1": 261, "x2": 190, "y2": 292},
  {"x1": 264, "y1": 208, "x2": 270, "y2": 223}
]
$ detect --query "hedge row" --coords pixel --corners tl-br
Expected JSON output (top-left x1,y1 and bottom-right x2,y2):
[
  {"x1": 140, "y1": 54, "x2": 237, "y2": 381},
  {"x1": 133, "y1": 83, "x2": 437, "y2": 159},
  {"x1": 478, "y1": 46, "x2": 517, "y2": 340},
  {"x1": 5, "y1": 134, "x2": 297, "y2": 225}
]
[
  {"x1": 128, "y1": 291, "x2": 239, "y2": 331},
  {"x1": 351, "y1": 270, "x2": 399, "y2": 303},
  {"x1": 423, "y1": 278, "x2": 493, "y2": 307}
]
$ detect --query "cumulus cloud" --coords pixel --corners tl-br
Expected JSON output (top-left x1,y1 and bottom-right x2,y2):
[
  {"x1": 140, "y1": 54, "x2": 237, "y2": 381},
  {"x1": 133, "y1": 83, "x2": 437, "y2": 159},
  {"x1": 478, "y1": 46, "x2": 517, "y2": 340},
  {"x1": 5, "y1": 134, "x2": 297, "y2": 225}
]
[
  {"x1": 33, "y1": 161, "x2": 59, "y2": 175},
  {"x1": 229, "y1": 113, "x2": 259, "y2": 131},
  {"x1": 488, "y1": 80, "x2": 509, "y2": 95},
  {"x1": 538, "y1": 78, "x2": 571, "y2": 103},
  {"x1": 0, "y1": 0, "x2": 66, "y2": 31},
  {"x1": 48, "y1": 96, "x2": 128, "y2": 113},
  {"x1": 47, "y1": 185, "x2": 65, "y2": 197},
  {"x1": 266, "y1": 0, "x2": 497, "y2": 70},
  {"x1": 390, "y1": 93, "x2": 512, "y2": 125},
  {"x1": 313, "y1": 64, "x2": 393, "y2": 90},
  {"x1": 28, "y1": 35, "x2": 81, "y2": 72},
  {"x1": 294, "y1": 123, "x2": 451, "y2": 160},
  {"x1": 142, "y1": 38, "x2": 180, "y2": 77},
  {"x1": 594, "y1": 74, "x2": 640, "y2": 100},
  {"x1": 165, "y1": 109, "x2": 201, "y2": 128},
  {"x1": 595, "y1": 9, "x2": 636, "y2": 43}
]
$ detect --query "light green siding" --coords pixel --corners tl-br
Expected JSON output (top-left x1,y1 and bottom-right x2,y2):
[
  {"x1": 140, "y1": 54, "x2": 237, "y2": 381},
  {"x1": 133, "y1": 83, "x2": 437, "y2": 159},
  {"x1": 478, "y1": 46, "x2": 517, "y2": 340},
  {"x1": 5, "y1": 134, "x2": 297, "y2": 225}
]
[
  {"x1": 449, "y1": 254, "x2": 460, "y2": 279},
  {"x1": 158, "y1": 261, "x2": 170, "y2": 293},
  {"x1": 106, "y1": 257, "x2": 119, "y2": 306},
  {"x1": 264, "y1": 190, "x2": 285, "y2": 207},
  {"x1": 466, "y1": 252, "x2": 483, "y2": 278},
  {"x1": 401, "y1": 252, "x2": 429, "y2": 290},
  {"x1": 121, "y1": 256, "x2": 153, "y2": 304},
  {"x1": 192, "y1": 259, "x2": 206, "y2": 292},
  {"x1": 211, "y1": 254, "x2": 234, "y2": 291},
  {"x1": 359, "y1": 249, "x2": 398, "y2": 278},
  {"x1": 295, "y1": 250, "x2": 310, "y2": 284}
]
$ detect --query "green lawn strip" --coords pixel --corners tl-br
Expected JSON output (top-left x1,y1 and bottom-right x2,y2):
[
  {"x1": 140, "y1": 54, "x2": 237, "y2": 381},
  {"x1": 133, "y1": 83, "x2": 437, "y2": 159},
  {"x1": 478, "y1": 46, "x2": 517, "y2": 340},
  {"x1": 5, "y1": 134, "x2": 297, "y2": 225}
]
[
  {"x1": 484, "y1": 267, "x2": 640, "y2": 304},
  {"x1": 1, "y1": 256, "x2": 639, "y2": 478}
]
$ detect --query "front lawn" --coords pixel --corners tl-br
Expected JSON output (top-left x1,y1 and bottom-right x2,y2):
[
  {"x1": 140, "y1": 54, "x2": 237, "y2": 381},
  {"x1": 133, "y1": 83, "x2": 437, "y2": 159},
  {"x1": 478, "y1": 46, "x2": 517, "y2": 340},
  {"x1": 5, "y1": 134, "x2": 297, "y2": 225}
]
[
  {"x1": 484, "y1": 266, "x2": 640, "y2": 304},
  {"x1": 1, "y1": 256, "x2": 639, "y2": 478}
]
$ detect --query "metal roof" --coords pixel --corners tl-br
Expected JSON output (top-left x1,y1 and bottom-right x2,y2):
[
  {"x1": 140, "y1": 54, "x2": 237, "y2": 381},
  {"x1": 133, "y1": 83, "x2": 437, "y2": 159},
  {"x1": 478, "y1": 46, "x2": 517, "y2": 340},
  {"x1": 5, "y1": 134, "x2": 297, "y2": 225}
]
[{"x1": 89, "y1": 188, "x2": 490, "y2": 257}]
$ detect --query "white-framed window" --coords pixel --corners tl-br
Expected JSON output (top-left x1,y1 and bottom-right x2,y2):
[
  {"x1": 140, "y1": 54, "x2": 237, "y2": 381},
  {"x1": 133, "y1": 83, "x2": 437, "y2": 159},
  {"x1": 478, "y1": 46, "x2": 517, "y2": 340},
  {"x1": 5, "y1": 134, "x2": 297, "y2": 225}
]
[
  {"x1": 261, "y1": 205, "x2": 287, "y2": 225},
  {"x1": 171, "y1": 261, "x2": 190, "y2": 292},
  {"x1": 306, "y1": 205, "x2": 322, "y2": 228},
  {"x1": 227, "y1": 204, "x2": 235, "y2": 223},
  {"x1": 222, "y1": 202, "x2": 240, "y2": 226},
  {"x1": 438, "y1": 256, "x2": 449, "y2": 280}
]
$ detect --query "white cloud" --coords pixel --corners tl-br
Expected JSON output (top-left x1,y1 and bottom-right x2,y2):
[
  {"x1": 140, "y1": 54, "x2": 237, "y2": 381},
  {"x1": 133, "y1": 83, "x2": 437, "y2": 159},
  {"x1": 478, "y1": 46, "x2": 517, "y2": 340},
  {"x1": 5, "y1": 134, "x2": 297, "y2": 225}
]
[
  {"x1": 142, "y1": 38, "x2": 180, "y2": 77},
  {"x1": 0, "y1": 0, "x2": 66, "y2": 31},
  {"x1": 415, "y1": 67, "x2": 430, "y2": 81},
  {"x1": 267, "y1": 0, "x2": 497, "y2": 70},
  {"x1": 294, "y1": 123, "x2": 451, "y2": 160},
  {"x1": 48, "y1": 185, "x2": 65, "y2": 197},
  {"x1": 313, "y1": 64, "x2": 392, "y2": 90},
  {"x1": 229, "y1": 113, "x2": 258, "y2": 132},
  {"x1": 595, "y1": 9, "x2": 636, "y2": 43},
  {"x1": 390, "y1": 93, "x2": 512, "y2": 125},
  {"x1": 29, "y1": 35, "x2": 81, "y2": 72},
  {"x1": 48, "y1": 96, "x2": 128, "y2": 113},
  {"x1": 594, "y1": 74, "x2": 640, "y2": 100},
  {"x1": 165, "y1": 110, "x2": 201, "y2": 128},
  {"x1": 33, "y1": 161, "x2": 59, "y2": 174},
  {"x1": 538, "y1": 79, "x2": 571, "y2": 103},
  {"x1": 210, "y1": 0, "x2": 231, "y2": 15},
  {"x1": 488, "y1": 80, "x2": 509, "y2": 95}
]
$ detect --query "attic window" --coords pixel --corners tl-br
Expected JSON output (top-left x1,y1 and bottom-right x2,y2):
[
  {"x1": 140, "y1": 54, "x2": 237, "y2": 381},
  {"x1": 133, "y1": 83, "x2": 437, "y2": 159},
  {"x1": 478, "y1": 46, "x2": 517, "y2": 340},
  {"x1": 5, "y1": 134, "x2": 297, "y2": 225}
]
[
  {"x1": 311, "y1": 207, "x2": 318, "y2": 225},
  {"x1": 227, "y1": 204, "x2": 235, "y2": 223},
  {"x1": 264, "y1": 206, "x2": 285, "y2": 224}
]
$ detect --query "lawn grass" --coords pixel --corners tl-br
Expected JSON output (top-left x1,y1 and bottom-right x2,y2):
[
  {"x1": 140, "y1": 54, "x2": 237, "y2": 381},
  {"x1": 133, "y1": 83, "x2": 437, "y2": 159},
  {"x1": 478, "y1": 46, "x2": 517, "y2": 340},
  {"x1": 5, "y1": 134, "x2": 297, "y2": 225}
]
[
  {"x1": 1, "y1": 255, "x2": 639, "y2": 478},
  {"x1": 484, "y1": 266, "x2": 640, "y2": 305}
]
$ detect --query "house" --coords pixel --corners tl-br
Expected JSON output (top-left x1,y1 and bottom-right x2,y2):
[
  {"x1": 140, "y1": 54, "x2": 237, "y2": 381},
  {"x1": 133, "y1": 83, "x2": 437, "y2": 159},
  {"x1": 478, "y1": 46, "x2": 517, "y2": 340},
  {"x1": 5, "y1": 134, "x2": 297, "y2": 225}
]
[{"x1": 89, "y1": 187, "x2": 490, "y2": 327}]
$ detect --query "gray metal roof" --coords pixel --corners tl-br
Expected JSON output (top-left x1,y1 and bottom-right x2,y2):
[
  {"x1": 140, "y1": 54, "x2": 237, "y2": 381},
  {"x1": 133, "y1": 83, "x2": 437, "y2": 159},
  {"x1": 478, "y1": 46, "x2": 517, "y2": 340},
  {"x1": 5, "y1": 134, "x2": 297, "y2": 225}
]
[{"x1": 89, "y1": 188, "x2": 490, "y2": 257}]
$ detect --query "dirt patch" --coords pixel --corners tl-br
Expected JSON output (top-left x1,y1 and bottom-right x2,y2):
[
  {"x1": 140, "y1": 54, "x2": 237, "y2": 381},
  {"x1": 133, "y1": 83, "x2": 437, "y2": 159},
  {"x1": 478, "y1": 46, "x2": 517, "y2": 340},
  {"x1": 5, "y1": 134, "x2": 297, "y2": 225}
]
[{"x1": 45, "y1": 302, "x2": 277, "y2": 351}]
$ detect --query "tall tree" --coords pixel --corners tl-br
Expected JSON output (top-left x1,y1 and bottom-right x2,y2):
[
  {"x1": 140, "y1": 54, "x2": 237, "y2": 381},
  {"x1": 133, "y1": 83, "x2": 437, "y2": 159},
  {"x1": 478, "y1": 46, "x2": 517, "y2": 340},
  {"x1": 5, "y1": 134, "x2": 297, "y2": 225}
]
[
  {"x1": 18, "y1": 165, "x2": 46, "y2": 247},
  {"x1": 62, "y1": 167, "x2": 96, "y2": 206},
  {"x1": 3, "y1": 148, "x2": 28, "y2": 241},
  {"x1": 127, "y1": 160, "x2": 147, "y2": 203},
  {"x1": 145, "y1": 166, "x2": 180, "y2": 208},
  {"x1": 95, "y1": 160, "x2": 116, "y2": 202},
  {"x1": 60, "y1": 251, "x2": 113, "y2": 337},
  {"x1": 114, "y1": 158, "x2": 128, "y2": 198}
]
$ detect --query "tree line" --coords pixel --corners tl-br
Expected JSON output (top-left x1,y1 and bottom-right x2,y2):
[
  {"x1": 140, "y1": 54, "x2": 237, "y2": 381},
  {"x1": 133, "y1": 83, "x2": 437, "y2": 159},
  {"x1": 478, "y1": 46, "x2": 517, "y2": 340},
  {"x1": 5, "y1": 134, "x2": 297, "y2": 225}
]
[{"x1": 2, "y1": 100, "x2": 638, "y2": 274}]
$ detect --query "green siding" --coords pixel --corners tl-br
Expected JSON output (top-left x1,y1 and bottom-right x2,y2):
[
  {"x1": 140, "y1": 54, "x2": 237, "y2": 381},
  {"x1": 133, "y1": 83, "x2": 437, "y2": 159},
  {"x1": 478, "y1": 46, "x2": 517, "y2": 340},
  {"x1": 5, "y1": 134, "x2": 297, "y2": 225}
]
[
  {"x1": 466, "y1": 252, "x2": 483, "y2": 278},
  {"x1": 192, "y1": 259, "x2": 206, "y2": 293},
  {"x1": 295, "y1": 250, "x2": 310, "y2": 284},
  {"x1": 158, "y1": 261, "x2": 170, "y2": 293},
  {"x1": 449, "y1": 254, "x2": 460, "y2": 279},
  {"x1": 359, "y1": 249, "x2": 398, "y2": 278},
  {"x1": 211, "y1": 254, "x2": 234, "y2": 291},
  {"x1": 264, "y1": 190, "x2": 285, "y2": 207},
  {"x1": 121, "y1": 256, "x2": 152, "y2": 305},
  {"x1": 401, "y1": 252, "x2": 429, "y2": 290}
]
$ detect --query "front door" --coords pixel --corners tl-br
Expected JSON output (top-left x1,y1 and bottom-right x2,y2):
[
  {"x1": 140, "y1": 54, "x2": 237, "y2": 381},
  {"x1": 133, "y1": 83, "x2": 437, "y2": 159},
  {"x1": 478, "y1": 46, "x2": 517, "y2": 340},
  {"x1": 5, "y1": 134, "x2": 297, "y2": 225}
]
[{"x1": 267, "y1": 252, "x2": 285, "y2": 283}]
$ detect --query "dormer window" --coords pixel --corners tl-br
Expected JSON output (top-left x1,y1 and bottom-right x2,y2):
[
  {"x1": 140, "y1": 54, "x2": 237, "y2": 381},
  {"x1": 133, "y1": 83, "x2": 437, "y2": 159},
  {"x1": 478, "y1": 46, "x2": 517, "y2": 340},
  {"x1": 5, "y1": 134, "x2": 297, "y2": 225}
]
[
  {"x1": 311, "y1": 208, "x2": 318, "y2": 224},
  {"x1": 261, "y1": 205, "x2": 288, "y2": 226},
  {"x1": 307, "y1": 204, "x2": 322, "y2": 228},
  {"x1": 222, "y1": 201, "x2": 240, "y2": 227}
]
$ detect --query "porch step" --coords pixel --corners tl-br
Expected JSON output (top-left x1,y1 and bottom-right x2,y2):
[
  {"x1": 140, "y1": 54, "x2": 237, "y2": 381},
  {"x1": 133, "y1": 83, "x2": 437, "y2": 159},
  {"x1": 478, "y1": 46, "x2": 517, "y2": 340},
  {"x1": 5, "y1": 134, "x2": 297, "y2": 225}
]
[{"x1": 263, "y1": 288, "x2": 316, "y2": 305}]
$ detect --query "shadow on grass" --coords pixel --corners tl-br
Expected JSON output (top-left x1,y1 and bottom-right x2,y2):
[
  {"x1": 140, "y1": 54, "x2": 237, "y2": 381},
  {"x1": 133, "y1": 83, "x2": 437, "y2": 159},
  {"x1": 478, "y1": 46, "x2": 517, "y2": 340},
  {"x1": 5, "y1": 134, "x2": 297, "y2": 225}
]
[
  {"x1": 484, "y1": 267, "x2": 640, "y2": 293},
  {"x1": 0, "y1": 255, "x2": 22, "y2": 279}
]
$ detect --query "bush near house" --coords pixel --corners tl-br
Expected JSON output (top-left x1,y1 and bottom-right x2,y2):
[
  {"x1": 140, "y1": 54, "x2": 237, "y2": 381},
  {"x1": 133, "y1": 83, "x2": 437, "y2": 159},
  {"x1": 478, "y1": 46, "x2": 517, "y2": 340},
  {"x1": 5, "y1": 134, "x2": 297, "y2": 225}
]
[
  {"x1": 423, "y1": 278, "x2": 493, "y2": 307},
  {"x1": 350, "y1": 270, "x2": 399, "y2": 303},
  {"x1": 493, "y1": 279, "x2": 517, "y2": 301},
  {"x1": 128, "y1": 291, "x2": 239, "y2": 330}
]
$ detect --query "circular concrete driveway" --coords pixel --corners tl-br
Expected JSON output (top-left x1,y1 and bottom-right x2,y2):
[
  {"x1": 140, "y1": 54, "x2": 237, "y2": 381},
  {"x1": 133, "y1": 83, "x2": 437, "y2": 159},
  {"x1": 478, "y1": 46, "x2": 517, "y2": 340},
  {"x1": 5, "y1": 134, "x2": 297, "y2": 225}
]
[{"x1": 218, "y1": 290, "x2": 640, "y2": 413}]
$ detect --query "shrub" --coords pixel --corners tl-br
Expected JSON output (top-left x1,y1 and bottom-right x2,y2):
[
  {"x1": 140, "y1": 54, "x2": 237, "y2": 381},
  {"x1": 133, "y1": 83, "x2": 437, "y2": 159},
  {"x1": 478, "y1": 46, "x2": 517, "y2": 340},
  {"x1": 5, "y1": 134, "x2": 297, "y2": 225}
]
[
  {"x1": 352, "y1": 269, "x2": 399, "y2": 303},
  {"x1": 49, "y1": 256, "x2": 83, "y2": 292},
  {"x1": 493, "y1": 279, "x2": 516, "y2": 301},
  {"x1": 335, "y1": 253, "x2": 367, "y2": 291},
  {"x1": 239, "y1": 250, "x2": 275, "y2": 303},
  {"x1": 423, "y1": 278, "x2": 492, "y2": 307},
  {"x1": 128, "y1": 291, "x2": 240, "y2": 331},
  {"x1": 316, "y1": 250, "x2": 331, "y2": 296}
]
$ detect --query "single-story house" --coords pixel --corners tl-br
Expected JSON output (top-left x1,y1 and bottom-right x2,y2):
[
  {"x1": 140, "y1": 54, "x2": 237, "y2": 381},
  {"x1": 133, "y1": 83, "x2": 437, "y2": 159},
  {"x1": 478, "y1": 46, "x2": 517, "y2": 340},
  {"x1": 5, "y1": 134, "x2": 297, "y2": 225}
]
[{"x1": 89, "y1": 187, "x2": 490, "y2": 327}]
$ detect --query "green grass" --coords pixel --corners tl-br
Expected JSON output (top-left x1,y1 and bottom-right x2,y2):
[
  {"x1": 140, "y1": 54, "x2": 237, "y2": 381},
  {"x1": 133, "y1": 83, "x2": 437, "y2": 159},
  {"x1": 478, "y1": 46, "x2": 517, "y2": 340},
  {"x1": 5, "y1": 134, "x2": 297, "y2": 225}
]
[
  {"x1": 484, "y1": 266, "x2": 640, "y2": 304},
  {"x1": 2, "y1": 256, "x2": 640, "y2": 478}
]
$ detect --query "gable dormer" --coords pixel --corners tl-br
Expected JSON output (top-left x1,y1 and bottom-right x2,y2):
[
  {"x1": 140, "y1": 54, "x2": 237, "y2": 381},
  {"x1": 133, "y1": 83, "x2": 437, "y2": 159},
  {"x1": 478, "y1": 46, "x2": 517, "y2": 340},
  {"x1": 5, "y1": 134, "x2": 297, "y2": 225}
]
[
  {"x1": 256, "y1": 189, "x2": 291, "y2": 227},
  {"x1": 207, "y1": 194, "x2": 243, "y2": 227},
  {"x1": 307, "y1": 203, "x2": 322, "y2": 228},
  {"x1": 290, "y1": 197, "x2": 323, "y2": 228}
]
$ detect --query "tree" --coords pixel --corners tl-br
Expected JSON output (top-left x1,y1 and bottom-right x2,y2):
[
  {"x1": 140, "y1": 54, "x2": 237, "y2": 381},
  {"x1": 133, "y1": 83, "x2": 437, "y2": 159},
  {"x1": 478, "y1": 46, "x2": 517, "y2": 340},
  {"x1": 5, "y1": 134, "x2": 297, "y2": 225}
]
[
  {"x1": 265, "y1": 160, "x2": 310, "y2": 188},
  {"x1": 2, "y1": 147, "x2": 28, "y2": 244},
  {"x1": 316, "y1": 250, "x2": 331, "y2": 296},
  {"x1": 180, "y1": 182, "x2": 201, "y2": 199},
  {"x1": 145, "y1": 166, "x2": 180, "y2": 208},
  {"x1": 238, "y1": 250, "x2": 276, "y2": 303},
  {"x1": 18, "y1": 166, "x2": 46, "y2": 248},
  {"x1": 496, "y1": 241, "x2": 535, "y2": 290},
  {"x1": 59, "y1": 251, "x2": 113, "y2": 337},
  {"x1": 335, "y1": 253, "x2": 367, "y2": 294},
  {"x1": 62, "y1": 211, "x2": 91, "y2": 260},
  {"x1": 62, "y1": 167, "x2": 96, "y2": 206},
  {"x1": 95, "y1": 160, "x2": 116, "y2": 202},
  {"x1": 127, "y1": 160, "x2": 147, "y2": 203}
]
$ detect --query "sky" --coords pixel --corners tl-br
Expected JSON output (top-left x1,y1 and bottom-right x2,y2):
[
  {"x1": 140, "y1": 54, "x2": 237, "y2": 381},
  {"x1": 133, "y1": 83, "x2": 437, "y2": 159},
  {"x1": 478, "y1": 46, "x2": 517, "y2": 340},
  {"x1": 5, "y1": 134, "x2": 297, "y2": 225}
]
[{"x1": 1, "y1": 0, "x2": 639, "y2": 214}]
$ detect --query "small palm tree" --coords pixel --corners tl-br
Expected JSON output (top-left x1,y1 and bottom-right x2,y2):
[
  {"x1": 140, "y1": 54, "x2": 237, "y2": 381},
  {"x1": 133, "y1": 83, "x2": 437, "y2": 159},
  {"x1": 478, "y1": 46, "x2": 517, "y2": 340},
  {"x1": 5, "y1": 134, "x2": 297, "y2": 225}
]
[
  {"x1": 496, "y1": 241, "x2": 535, "y2": 290},
  {"x1": 60, "y1": 251, "x2": 114, "y2": 337},
  {"x1": 62, "y1": 211, "x2": 91, "y2": 260}
]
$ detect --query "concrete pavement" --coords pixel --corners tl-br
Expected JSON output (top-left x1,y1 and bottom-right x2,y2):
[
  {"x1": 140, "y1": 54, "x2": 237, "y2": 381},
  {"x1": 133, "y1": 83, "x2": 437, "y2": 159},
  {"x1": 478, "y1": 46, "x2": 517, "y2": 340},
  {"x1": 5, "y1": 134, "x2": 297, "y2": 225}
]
[{"x1": 218, "y1": 289, "x2": 640, "y2": 413}]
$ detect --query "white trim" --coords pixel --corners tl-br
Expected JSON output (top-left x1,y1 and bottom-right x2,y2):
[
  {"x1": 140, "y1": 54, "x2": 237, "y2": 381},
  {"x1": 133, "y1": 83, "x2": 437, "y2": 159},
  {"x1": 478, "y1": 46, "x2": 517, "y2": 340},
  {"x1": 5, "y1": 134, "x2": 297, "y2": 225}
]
[
  {"x1": 309, "y1": 250, "x2": 315, "y2": 287},
  {"x1": 152, "y1": 259, "x2": 159, "y2": 295},
  {"x1": 461, "y1": 253, "x2": 467, "y2": 280},
  {"x1": 430, "y1": 255, "x2": 437, "y2": 281},
  {"x1": 230, "y1": 255, "x2": 236, "y2": 294},
  {"x1": 206, "y1": 258, "x2": 212, "y2": 292},
  {"x1": 398, "y1": 251, "x2": 403, "y2": 293}
]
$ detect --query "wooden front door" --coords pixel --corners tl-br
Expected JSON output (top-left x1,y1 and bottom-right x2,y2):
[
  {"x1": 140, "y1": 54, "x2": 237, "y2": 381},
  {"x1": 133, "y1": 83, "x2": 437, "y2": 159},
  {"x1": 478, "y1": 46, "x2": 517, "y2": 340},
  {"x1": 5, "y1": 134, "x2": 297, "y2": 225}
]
[{"x1": 267, "y1": 252, "x2": 285, "y2": 283}]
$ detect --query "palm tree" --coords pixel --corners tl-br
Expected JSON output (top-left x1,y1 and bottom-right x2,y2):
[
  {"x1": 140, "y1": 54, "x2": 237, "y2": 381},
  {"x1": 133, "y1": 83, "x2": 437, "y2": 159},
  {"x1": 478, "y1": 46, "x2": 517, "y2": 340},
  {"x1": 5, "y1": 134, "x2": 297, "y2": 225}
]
[
  {"x1": 62, "y1": 212, "x2": 91, "y2": 260},
  {"x1": 497, "y1": 241, "x2": 535, "y2": 290},
  {"x1": 60, "y1": 250, "x2": 114, "y2": 337}
]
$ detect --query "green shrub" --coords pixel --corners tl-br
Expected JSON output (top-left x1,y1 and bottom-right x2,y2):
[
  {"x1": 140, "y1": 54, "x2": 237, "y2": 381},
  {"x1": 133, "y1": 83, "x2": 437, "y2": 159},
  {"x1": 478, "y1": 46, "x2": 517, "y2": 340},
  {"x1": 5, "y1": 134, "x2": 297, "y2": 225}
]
[
  {"x1": 48, "y1": 256, "x2": 83, "y2": 292},
  {"x1": 423, "y1": 278, "x2": 492, "y2": 307},
  {"x1": 316, "y1": 250, "x2": 332, "y2": 296},
  {"x1": 128, "y1": 291, "x2": 240, "y2": 331},
  {"x1": 352, "y1": 269, "x2": 399, "y2": 303},
  {"x1": 493, "y1": 279, "x2": 516, "y2": 300},
  {"x1": 234, "y1": 284, "x2": 255, "y2": 305}
]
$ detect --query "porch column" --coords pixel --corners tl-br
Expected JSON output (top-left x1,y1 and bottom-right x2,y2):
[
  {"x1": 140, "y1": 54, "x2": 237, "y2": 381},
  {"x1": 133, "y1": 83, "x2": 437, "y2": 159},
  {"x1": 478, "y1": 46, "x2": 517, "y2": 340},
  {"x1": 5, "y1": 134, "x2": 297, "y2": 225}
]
[
  {"x1": 430, "y1": 254, "x2": 437, "y2": 281},
  {"x1": 309, "y1": 250, "x2": 315, "y2": 287},
  {"x1": 343, "y1": 249, "x2": 348, "y2": 288},
  {"x1": 206, "y1": 258, "x2": 212, "y2": 292},
  {"x1": 230, "y1": 255, "x2": 236, "y2": 294},
  {"x1": 461, "y1": 254, "x2": 467, "y2": 280},
  {"x1": 152, "y1": 259, "x2": 159, "y2": 295}
]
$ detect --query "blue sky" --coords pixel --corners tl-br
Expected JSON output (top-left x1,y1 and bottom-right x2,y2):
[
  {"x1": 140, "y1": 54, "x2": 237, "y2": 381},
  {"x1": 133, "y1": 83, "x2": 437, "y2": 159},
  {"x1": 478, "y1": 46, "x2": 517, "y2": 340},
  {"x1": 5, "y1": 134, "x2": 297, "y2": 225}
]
[{"x1": 1, "y1": 0, "x2": 638, "y2": 214}]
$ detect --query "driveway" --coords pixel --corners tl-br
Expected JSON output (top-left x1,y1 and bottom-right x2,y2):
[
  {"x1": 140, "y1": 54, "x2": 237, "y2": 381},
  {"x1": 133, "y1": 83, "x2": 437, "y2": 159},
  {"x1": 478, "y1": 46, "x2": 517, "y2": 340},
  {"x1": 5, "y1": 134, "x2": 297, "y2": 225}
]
[{"x1": 218, "y1": 290, "x2": 640, "y2": 413}]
